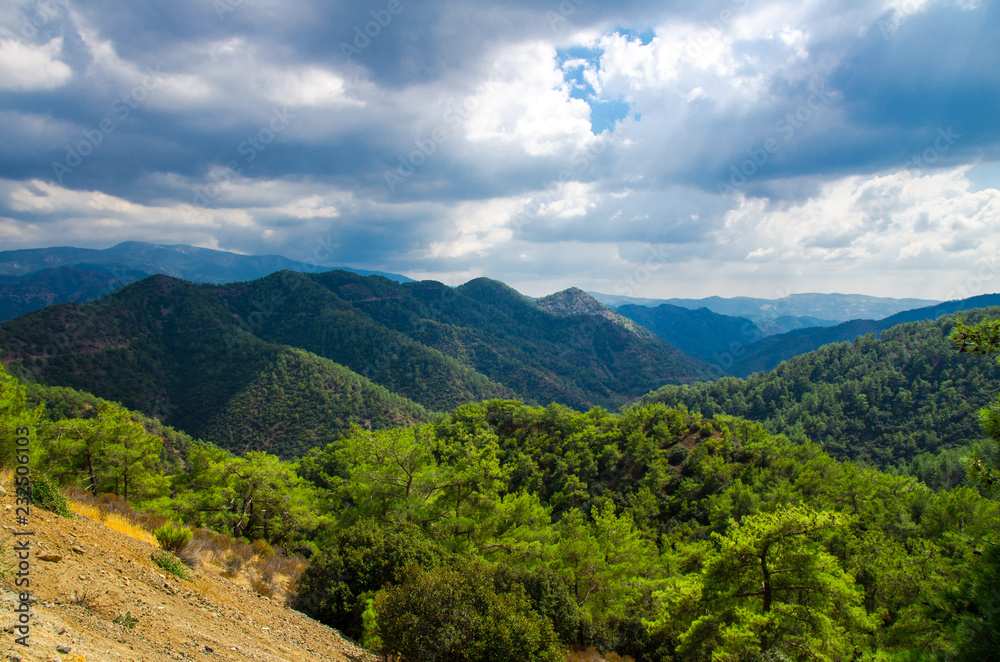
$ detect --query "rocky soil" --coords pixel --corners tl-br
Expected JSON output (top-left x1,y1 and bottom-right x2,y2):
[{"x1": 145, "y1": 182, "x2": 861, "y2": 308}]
[{"x1": 0, "y1": 492, "x2": 372, "y2": 662}]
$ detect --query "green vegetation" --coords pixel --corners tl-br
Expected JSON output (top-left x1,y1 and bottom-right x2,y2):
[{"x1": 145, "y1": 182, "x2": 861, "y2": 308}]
[
  {"x1": 112, "y1": 610, "x2": 140, "y2": 628},
  {"x1": 0, "y1": 270, "x2": 708, "y2": 460},
  {"x1": 641, "y1": 309, "x2": 1000, "y2": 476},
  {"x1": 375, "y1": 560, "x2": 564, "y2": 662},
  {"x1": 952, "y1": 316, "x2": 1000, "y2": 493},
  {"x1": 289, "y1": 399, "x2": 998, "y2": 660},
  {"x1": 154, "y1": 521, "x2": 193, "y2": 552},
  {"x1": 29, "y1": 473, "x2": 69, "y2": 516},
  {"x1": 0, "y1": 275, "x2": 432, "y2": 458},
  {"x1": 3, "y1": 303, "x2": 1000, "y2": 660},
  {"x1": 151, "y1": 550, "x2": 189, "y2": 579}
]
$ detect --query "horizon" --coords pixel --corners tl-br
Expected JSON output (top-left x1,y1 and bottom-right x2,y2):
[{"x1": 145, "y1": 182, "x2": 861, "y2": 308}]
[
  {"x1": 0, "y1": 239, "x2": 964, "y2": 303},
  {"x1": 1, "y1": 1, "x2": 998, "y2": 300}
]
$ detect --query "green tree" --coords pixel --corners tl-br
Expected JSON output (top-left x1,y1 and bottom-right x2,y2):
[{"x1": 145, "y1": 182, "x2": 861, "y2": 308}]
[
  {"x1": 952, "y1": 317, "x2": 1000, "y2": 492},
  {"x1": 0, "y1": 362, "x2": 41, "y2": 468},
  {"x1": 171, "y1": 444, "x2": 321, "y2": 543},
  {"x1": 41, "y1": 401, "x2": 166, "y2": 502},
  {"x1": 955, "y1": 544, "x2": 1000, "y2": 661},
  {"x1": 294, "y1": 519, "x2": 444, "y2": 640},
  {"x1": 679, "y1": 507, "x2": 874, "y2": 661},
  {"x1": 375, "y1": 559, "x2": 563, "y2": 662}
]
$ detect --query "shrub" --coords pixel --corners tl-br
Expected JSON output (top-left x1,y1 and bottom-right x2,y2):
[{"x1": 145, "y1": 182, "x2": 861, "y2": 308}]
[
  {"x1": 30, "y1": 474, "x2": 69, "y2": 516},
  {"x1": 294, "y1": 519, "x2": 444, "y2": 641},
  {"x1": 251, "y1": 578, "x2": 274, "y2": 599},
  {"x1": 154, "y1": 522, "x2": 193, "y2": 552},
  {"x1": 376, "y1": 560, "x2": 564, "y2": 662},
  {"x1": 252, "y1": 538, "x2": 275, "y2": 558},
  {"x1": 70, "y1": 588, "x2": 97, "y2": 609},
  {"x1": 151, "y1": 551, "x2": 189, "y2": 579}
]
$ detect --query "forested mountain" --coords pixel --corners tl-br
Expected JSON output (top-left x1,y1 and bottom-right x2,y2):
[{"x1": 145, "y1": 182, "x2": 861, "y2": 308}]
[
  {"x1": 245, "y1": 271, "x2": 707, "y2": 409},
  {"x1": 0, "y1": 270, "x2": 708, "y2": 456},
  {"x1": 640, "y1": 308, "x2": 1000, "y2": 475},
  {"x1": 3, "y1": 320, "x2": 998, "y2": 661},
  {"x1": 536, "y1": 287, "x2": 657, "y2": 340},
  {"x1": 0, "y1": 265, "x2": 150, "y2": 320},
  {"x1": 727, "y1": 293, "x2": 1000, "y2": 376},
  {"x1": 0, "y1": 274, "x2": 431, "y2": 458},
  {"x1": 615, "y1": 303, "x2": 762, "y2": 364},
  {"x1": 591, "y1": 291, "x2": 938, "y2": 323},
  {"x1": 0, "y1": 242, "x2": 412, "y2": 321}
]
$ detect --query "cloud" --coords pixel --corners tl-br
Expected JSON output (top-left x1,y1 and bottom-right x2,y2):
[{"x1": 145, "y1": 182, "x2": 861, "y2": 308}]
[
  {"x1": 0, "y1": 0, "x2": 997, "y2": 300},
  {"x1": 0, "y1": 37, "x2": 73, "y2": 90}
]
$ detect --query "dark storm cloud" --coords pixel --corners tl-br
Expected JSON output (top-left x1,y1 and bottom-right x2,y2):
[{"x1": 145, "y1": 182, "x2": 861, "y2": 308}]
[{"x1": 0, "y1": 0, "x2": 997, "y2": 298}]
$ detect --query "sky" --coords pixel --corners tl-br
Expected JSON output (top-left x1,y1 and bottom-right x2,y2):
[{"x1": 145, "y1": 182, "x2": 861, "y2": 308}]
[{"x1": 0, "y1": 0, "x2": 998, "y2": 300}]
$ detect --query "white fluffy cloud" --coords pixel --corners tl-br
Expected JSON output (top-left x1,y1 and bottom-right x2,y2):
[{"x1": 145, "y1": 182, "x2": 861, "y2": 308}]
[{"x1": 0, "y1": 38, "x2": 72, "y2": 90}]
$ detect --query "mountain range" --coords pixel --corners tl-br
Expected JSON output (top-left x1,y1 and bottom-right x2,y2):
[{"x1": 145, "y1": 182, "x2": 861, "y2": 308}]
[
  {"x1": 0, "y1": 271, "x2": 707, "y2": 457},
  {"x1": 590, "y1": 291, "x2": 940, "y2": 326},
  {"x1": 2, "y1": 242, "x2": 998, "y2": 461},
  {"x1": 0, "y1": 242, "x2": 411, "y2": 321}
]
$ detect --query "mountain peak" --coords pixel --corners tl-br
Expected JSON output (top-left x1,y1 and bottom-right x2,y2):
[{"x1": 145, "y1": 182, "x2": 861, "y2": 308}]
[
  {"x1": 538, "y1": 287, "x2": 657, "y2": 340},
  {"x1": 536, "y1": 288, "x2": 605, "y2": 316}
]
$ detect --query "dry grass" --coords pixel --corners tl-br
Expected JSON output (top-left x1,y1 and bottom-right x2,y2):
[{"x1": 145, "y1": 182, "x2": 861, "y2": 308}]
[
  {"x1": 67, "y1": 500, "x2": 102, "y2": 521},
  {"x1": 66, "y1": 490, "x2": 159, "y2": 548},
  {"x1": 61, "y1": 486, "x2": 307, "y2": 605},
  {"x1": 103, "y1": 513, "x2": 159, "y2": 547},
  {"x1": 170, "y1": 525, "x2": 307, "y2": 605}
]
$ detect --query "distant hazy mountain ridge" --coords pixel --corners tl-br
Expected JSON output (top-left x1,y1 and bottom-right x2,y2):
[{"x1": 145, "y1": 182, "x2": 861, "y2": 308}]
[
  {"x1": 591, "y1": 291, "x2": 940, "y2": 324},
  {"x1": 0, "y1": 242, "x2": 413, "y2": 321}
]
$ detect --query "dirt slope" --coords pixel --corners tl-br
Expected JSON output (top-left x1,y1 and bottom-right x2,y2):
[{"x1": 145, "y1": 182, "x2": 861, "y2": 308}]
[{"x1": 0, "y1": 492, "x2": 371, "y2": 662}]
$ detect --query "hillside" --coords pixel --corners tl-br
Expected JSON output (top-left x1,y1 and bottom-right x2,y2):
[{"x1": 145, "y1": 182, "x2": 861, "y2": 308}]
[
  {"x1": 0, "y1": 487, "x2": 370, "y2": 662},
  {"x1": 0, "y1": 267, "x2": 151, "y2": 321},
  {"x1": 728, "y1": 293, "x2": 1000, "y2": 376},
  {"x1": 640, "y1": 307, "x2": 1000, "y2": 469},
  {"x1": 535, "y1": 287, "x2": 657, "y2": 340},
  {"x1": 0, "y1": 275, "x2": 432, "y2": 458},
  {"x1": 591, "y1": 291, "x2": 939, "y2": 323},
  {"x1": 0, "y1": 271, "x2": 708, "y2": 456},
  {"x1": 1, "y1": 346, "x2": 997, "y2": 661},
  {"x1": 298, "y1": 272, "x2": 708, "y2": 408},
  {"x1": 0, "y1": 242, "x2": 412, "y2": 321},
  {"x1": 614, "y1": 303, "x2": 762, "y2": 364}
]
